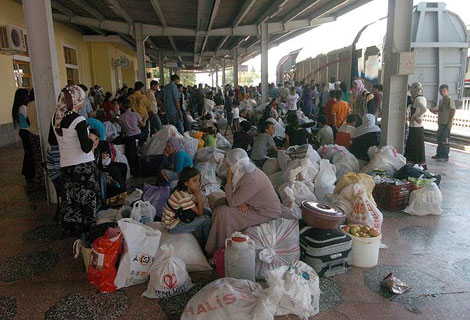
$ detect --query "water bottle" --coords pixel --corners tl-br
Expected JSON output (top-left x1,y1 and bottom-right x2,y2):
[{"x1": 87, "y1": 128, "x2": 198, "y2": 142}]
[{"x1": 224, "y1": 232, "x2": 256, "y2": 282}]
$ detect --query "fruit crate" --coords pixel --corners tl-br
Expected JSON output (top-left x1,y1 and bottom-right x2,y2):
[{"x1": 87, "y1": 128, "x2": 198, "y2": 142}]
[{"x1": 373, "y1": 181, "x2": 411, "y2": 211}]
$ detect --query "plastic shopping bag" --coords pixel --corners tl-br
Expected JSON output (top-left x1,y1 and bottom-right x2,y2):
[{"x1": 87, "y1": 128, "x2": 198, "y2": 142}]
[
  {"x1": 348, "y1": 187, "x2": 383, "y2": 232},
  {"x1": 267, "y1": 261, "x2": 320, "y2": 318},
  {"x1": 243, "y1": 219, "x2": 300, "y2": 280},
  {"x1": 404, "y1": 181, "x2": 442, "y2": 216},
  {"x1": 282, "y1": 158, "x2": 319, "y2": 182},
  {"x1": 114, "y1": 219, "x2": 162, "y2": 289},
  {"x1": 130, "y1": 200, "x2": 157, "y2": 224},
  {"x1": 143, "y1": 244, "x2": 193, "y2": 299},
  {"x1": 314, "y1": 159, "x2": 336, "y2": 201},
  {"x1": 181, "y1": 277, "x2": 283, "y2": 320},
  {"x1": 279, "y1": 180, "x2": 316, "y2": 207},
  {"x1": 88, "y1": 227, "x2": 122, "y2": 293},
  {"x1": 335, "y1": 172, "x2": 377, "y2": 206},
  {"x1": 195, "y1": 147, "x2": 225, "y2": 164}
]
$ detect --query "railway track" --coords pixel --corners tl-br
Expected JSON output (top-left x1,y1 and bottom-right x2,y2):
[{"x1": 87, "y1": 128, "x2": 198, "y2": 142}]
[{"x1": 424, "y1": 129, "x2": 470, "y2": 151}]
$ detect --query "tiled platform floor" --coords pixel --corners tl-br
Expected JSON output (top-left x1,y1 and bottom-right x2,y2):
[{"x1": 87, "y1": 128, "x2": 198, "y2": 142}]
[{"x1": 0, "y1": 143, "x2": 469, "y2": 319}]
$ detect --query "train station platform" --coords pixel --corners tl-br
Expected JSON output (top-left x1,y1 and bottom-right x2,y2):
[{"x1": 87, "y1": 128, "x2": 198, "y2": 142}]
[{"x1": 0, "y1": 142, "x2": 468, "y2": 319}]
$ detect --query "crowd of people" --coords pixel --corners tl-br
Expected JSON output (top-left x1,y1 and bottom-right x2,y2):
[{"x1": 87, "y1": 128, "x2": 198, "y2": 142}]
[{"x1": 11, "y1": 74, "x2": 456, "y2": 254}]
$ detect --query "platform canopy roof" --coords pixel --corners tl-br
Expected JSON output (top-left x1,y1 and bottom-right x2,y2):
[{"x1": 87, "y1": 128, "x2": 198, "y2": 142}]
[{"x1": 36, "y1": 0, "x2": 372, "y2": 70}]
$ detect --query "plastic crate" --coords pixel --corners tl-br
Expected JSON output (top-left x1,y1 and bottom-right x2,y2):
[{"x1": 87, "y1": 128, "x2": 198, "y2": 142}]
[{"x1": 373, "y1": 181, "x2": 411, "y2": 210}]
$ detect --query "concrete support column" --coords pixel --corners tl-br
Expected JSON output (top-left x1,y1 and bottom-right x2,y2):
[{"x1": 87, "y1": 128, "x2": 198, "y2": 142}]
[
  {"x1": 159, "y1": 53, "x2": 165, "y2": 85},
  {"x1": 23, "y1": 0, "x2": 60, "y2": 203},
  {"x1": 222, "y1": 59, "x2": 226, "y2": 87},
  {"x1": 135, "y1": 23, "x2": 147, "y2": 89},
  {"x1": 215, "y1": 65, "x2": 219, "y2": 88},
  {"x1": 211, "y1": 71, "x2": 214, "y2": 88},
  {"x1": 232, "y1": 48, "x2": 239, "y2": 87},
  {"x1": 261, "y1": 22, "x2": 269, "y2": 103},
  {"x1": 380, "y1": 0, "x2": 413, "y2": 152}
]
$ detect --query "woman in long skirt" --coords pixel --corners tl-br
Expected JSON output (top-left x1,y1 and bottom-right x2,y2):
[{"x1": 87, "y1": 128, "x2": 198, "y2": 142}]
[{"x1": 404, "y1": 82, "x2": 427, "y2": 170}]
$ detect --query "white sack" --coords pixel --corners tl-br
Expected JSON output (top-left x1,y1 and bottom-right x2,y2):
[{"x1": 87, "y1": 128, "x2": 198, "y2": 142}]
[
  {"x1": 96, "y1": 208, "x2": 122, "y2": 225},
  {"x1": 204, "y1": 98, "x2": 216, "y2": 112},
  {"x1": 115, "y1": 219, "x2": 162, "y2": 289},
  {"x1": 361, "y1": 145, "x2": 406, "y2": 176},
  {"x1": 282, "y1": 158, "x2": 319, "y2": 182},
  {"x1": 267, "y1": 261, "x2": 320, "y2": 318},
  {"x1": 141, "y1": 125, "x2": 183, "y2": 156},
  {"x1": 267, "y1": 118, "x2": 285, "y2": 139},
  {"x1": 195, "y1": 147, "x2": 225, "y2": 164},
  {"x1": 112, "y1": 144, "x2": 131, "y2": 180},
  {"x1": 314, "y1": 159, "x2": 336, "y2": 201},
  {"x1": 332, "y1": 152, "x2": 360, "y2": 181},
  {"x1": 181, "y1": 277, "x2": 282, "y2": 320},
  {"x1": 268, "y1": 171, "x2": 284, "y2": 191},
  {"x1": 195, "y1": 162, "x2": 218, "y2": 186},
  {"x1": 244, "y1": 219, "x2": 300, "y2": 280},
  {"x1": 216, "y1": 133, "x2": 232, "y2": 149},
  {"x1": 280, "y1": 203, "x2": 302, "y2": 220},
  {"x1": 277, "y1": 150, "x2": 291, "y2": 171},
  {"x1": 143, "y1": 244, "x2": 193, "y2": 299},
  {"x1": 346, "y1": 184, "x2": 383, "y2": 232},
  {"x1": 149, "y1": 222, "x2": 211, "y2": 272},
  {"x1": 183, "y1": 133, "x2": 199, "y2": 160},
  {"x1": 263, "y1": 158, "x2": 281, "y2": 176},
  {"x1": 279, "y1": 181, "x2": 316, "y2": 207},
  {"x1": 317, "y1": 144, "x2": 349, "y2": 161},
  {"x1": 130, "y1": 200, "x2": 156, "y2": 225},
  {"x1": 404, "y1": 182, "x2": 442, "y2": 216}
]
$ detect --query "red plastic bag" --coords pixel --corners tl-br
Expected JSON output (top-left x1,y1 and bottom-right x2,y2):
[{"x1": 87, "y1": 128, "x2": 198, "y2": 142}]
[
  {"x1": 213, "y1": 247, "x2": 225, "y2": 278},
  {"x1": 88, "y1": 227, "x2": 122, "y2": 293}
]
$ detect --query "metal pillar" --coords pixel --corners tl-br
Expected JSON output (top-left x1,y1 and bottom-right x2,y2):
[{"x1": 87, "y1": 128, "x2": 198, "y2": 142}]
[
  {"x1": 222, "y1": 59, "x2": 226, "y2": 87},
  {"x1": 135, "y1": 23, "x2": 147, "y2": 89},
  {"x1": 159, "y1": 52, "x2": 165, "y2": 85},
  {"x1": 23, "y1": 0, "x2": 60, "y2": 203},
  {"x1": 232, "y1": 48, "x2": 239, "y2": 87},
  {"x1": 261, "y1": 22, "x2": 269, "y2": 103},
  {"x1": 215, "y1": 65, "x2": 219, "y2": 88},
  {"x1": 380, "y1": 0, "x2": 413, "y2": 152},
  {"x1": 211, "y1": 71, "x2": 214, "y2": 88}
]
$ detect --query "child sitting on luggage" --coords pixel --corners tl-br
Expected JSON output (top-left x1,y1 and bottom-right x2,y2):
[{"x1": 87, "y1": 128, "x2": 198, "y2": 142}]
[
  {"x1": 204, "y1": 126, "x2": 217, "y2": 148},
  {"x1": 335, "y1": 114, "x2": 356, "y2": 150},
  {"x1": 162, "y1": 166, "x2": 212, "y2": 245}
]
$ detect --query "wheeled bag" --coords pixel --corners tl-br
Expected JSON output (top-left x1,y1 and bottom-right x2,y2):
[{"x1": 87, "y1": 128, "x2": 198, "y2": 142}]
[{"x1": 299, "y1": 225, "x2": 352, "y2": 277}]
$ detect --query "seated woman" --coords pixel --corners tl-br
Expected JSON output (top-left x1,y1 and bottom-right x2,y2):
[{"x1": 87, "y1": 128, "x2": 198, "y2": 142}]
[
  {"x1": 350, "y1": 114, "x2": 381, "y2": 164},
  {"x1": 284, "y1": 113, "x2": 308, "y2": 148},
  {"x1": 205, "y1": 149, "x2": 281, "y2": 255},
  {"x1": 162, "y1": 166, "x2": 211, "y2": 244},
  {"x1": 161, "y1": 138, "x2": 193, "y2": 188}
]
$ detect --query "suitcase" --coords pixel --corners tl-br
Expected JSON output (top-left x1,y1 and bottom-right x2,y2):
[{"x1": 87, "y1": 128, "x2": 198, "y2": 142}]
[{"x1": 300, "y1": 225, "x2": 352, "y2": 277}]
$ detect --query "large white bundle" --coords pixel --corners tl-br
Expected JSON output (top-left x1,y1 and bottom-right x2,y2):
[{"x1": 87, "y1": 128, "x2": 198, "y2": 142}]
[
  {"x1": 279, "y1": 180, "x2": 316, "y2": 206},
  {"x1": 216, "y1": 133, "x2": 232, "y2": 149},
  {"x1": 195, "y1": 147, "x2": 225, "y2": 163},
  {"x1": 404, "y1": 182, "x2": 442, "y2": 216},
  {"x1": 112, "y1": 144, "x2": 131, "y2": 179},
  {"x1": 195, "y1": 162, "x2": 219, "y2": 189},
  {"x1": 141, "y1": 125, "x2": 183, "y2": 156},
  {"x1": 332, "y1": 152, "x2": 360, "y2": 181},
  {"x1": 266, "y1": 118, "x2": 285, "y2": 139},
  {"x1": 244, "y1": 218, "x2": 300, "y2": 280},
  {"x1": 204, "y1": 98, "x2": 216, "y2": 112},
  {"x1": 115, "y1": 219, "x2": 162, "y2": 289},
  {"x1": 282, "y1": 158, "x2": 319, "y2": 182},
  {"x1": 262, "y1": 158, "x2": 281, "y2": 176},
  {"x1": 183, "y1": 133, "x2": 199, "y2": 160},
  {"x1": 268, "y1": 171, "x2": 284, "y2": 191},
  {"x1": 361, "y1": 145, "x2": 406, "y2": 176},
  {"x1": 149, "y1": 223, "x2": 211, "y2": 272},
  {"x1": 314, "y1": 159, "x2": 336, "y2": 201},
  {"x1": 182, "y1": 278, "x2": 283, "y2": 320}
]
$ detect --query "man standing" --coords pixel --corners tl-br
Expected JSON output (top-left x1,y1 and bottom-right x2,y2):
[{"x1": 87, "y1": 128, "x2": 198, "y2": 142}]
[
  {"x1": 163, "y1": 74, "x2": 184, "y2": 134},
  {"x1": 147, "y1": 80, "x2": 162, "y2": 135},
  {"x1": 432, "y1": 84, "x2": 456, "y2": 162},
  {"x1": 128, "y1": 81, "x2": 151, "y2": 145}
]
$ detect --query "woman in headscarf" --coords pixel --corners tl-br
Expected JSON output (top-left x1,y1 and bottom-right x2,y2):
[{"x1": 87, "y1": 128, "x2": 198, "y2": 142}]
[
  {"x1": 160, "y1": 138, "x2": 194, "y2": 187},
  {"x1": 205, "y1": 148, "x2": 281, "y2": 255},
  {"x1": 351, "y1": 79, "x2": 365, "y2": 118},
  {"x1": 350, "y1": 114, "x2": 381, "y2": 165},
  {"x1": 404, "y1": 82, "x2": 428, "y2": 169},
  {"x1": 49, "y1": 85, "x2": 100, "y2": 235}
]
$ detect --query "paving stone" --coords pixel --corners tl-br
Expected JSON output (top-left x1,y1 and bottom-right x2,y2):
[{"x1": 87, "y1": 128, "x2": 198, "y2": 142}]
[
  {"x1": 363, "y1": 264, "x2": 442, "y2": 308},
  {"x1": 0, "y1": 296, "x2": 16, "y2": 319},
  {"x1": 44, "y1": 291, "x2": 129, "y2": 320},
  {"x1": 452, "y1": 259, "x2": 470, "y2": 282},
  {"x1": 398, "y1": 225, "x2": 464, "y2": 250},
  {"x1": 319, "y1": 278, "x2": 342, "y2": 312},
  {"x1": 22, "y1": 224, "x2": 65, "y2": 243},
  {"x1": 0, "y1": 248, "x2": 59, "y2": 282}
]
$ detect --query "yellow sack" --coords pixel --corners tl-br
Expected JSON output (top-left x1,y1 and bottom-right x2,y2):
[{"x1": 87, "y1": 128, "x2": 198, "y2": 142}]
[
  {"x1": 193, "y1": 131, "x2": 205, "y2": 150},
  {"x1": 334, "y1": 172, "x2": 376, "y2": 206}
]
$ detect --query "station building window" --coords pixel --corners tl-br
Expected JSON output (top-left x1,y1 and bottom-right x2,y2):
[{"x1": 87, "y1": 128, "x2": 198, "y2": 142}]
[
  {"x1": 63, "y1": 45, "x2": 79, "y2": 85},
  {"x1": 13, "y1": 60, "x2": 32, "y2": 88}
]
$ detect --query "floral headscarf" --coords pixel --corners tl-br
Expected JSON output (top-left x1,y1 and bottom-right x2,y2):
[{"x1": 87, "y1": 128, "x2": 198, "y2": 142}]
[{"x1": 54, "y1": 85, "x2": 85, "y2": 135}]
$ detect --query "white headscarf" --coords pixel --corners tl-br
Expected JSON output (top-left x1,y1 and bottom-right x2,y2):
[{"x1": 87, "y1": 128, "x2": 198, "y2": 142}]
[
  {"x1": 353, "y1": 79, "x2": 365, "y2": 99},
  {"x1": 352, "y1": 114, "x2": 381, "y2": 138},
  {"x1": 226, "y1": 148, "x2": 256, "y2": 189}
]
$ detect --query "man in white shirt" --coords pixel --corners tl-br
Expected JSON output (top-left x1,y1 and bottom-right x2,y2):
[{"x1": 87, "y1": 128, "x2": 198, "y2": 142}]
[{"x1": 147, "y1": 80, "x2": 162, "y2": 134}]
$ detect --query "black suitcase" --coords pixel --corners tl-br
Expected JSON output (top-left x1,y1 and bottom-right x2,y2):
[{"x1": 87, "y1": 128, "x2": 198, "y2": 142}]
[{"x1": 300, "y1": 225, "x2": 352, "y2": 277}]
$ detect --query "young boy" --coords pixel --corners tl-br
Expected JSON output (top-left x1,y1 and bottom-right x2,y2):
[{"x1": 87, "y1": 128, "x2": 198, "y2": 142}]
[
  {"x1": 335, "y1": 114, "x2": 356, "y2": 150},
  {"x1": 432, "y1": 84, "x2": 456, "y2": 161},
  {"x1": 119, "y1": 98, "x2": 144, "y2": 173},
  {"x1": 232, "y1": 120, "x2": 254, "y2": 152},
  {"x1": 315, "y1": 115, "x2": 334, "y2": 147},
  {"x1": 232, "y1": 101, "x2": 240, "y2": 132},
  {"x1": 251, "y1": 121, "x2": 278, "y2": 167}
]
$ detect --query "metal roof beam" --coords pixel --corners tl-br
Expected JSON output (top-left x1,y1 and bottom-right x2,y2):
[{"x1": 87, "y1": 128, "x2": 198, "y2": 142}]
[
  {"x1": 70, "y1": 0, "x2": 105, "y2": 20},
  {"x1": 200, "y1": 0, "x2": 222, "y2": 60},
  {"x1": 194, "y1": 0, "x2": 214, "y2": 64},
  {"x1": 103, "y1": 0, "x2": 134, "y2": 25},
  {"x1": 256, "y1": 0, "x2": 290, "y2": 25},
  {"x1": 51, "y1": 2, "x2": 106, "y2": 35},
  {"x1": 282, "y1": 0, "x2": 318, "y2": 22}
]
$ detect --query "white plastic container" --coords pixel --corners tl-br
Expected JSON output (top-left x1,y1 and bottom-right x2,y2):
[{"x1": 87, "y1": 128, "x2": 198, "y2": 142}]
[
  {"x1": 225, "y1": 232, "x2": 256, "y2": 281},
  {"x1": 340, "y1": 226, "x2": 381, "y2": 267}
]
